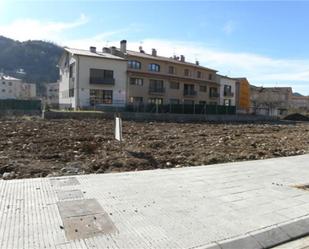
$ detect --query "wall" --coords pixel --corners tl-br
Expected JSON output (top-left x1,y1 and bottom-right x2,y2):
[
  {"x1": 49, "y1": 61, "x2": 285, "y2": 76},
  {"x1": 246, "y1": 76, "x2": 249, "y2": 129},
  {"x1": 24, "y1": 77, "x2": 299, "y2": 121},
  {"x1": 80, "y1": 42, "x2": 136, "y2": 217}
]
[{"x1": 43, "y1": 110, "x2": 278, "y2": 123}]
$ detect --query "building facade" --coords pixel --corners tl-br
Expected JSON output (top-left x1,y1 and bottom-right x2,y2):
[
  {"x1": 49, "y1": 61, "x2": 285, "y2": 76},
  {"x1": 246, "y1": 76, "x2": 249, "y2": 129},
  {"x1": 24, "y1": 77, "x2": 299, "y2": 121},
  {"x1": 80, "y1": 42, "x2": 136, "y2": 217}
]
[
  {"x1": 126, "y1": 48, "x2": 219, "y2": 106},
  {"x1": 234, "y1": 78, "x2": 251, "y2": 113},
  {"x1": 218, "y1": 75, "x2": 236, "y2": 106},
  {"x1": 250, "y1": 86, "x2": 292, "y2": 116},
  {"x1": 58, "y1": 47, "x2": 127, "y2": 109},
  {"x1": 0, "y1": 74, "x2": 36, "y2": 100},
  {"x1": 58, "y1": 40, "x2": 221, "y2": 109},
  {"x1": 46, "y1": 82, "x2": 59, "y2": 107}
]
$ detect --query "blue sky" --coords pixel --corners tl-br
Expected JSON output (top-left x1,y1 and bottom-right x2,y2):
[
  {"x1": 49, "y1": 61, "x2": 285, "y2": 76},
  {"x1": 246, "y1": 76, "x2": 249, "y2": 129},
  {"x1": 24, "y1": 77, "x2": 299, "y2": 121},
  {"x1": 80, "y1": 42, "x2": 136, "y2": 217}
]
[{"x1": 1, "y1": 0, "x2": 309, "y2": 95}]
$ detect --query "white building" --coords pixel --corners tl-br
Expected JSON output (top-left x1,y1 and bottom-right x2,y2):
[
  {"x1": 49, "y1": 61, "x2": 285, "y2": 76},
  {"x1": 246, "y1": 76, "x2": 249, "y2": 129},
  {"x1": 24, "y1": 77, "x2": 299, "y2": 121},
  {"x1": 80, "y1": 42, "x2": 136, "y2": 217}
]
[
  {"x1": 0, "y1": 74, "x2": 36, "y2": 100},
  {"x1": 46, "y1": 82, "x2": 59, "y2": 106},
  {"x1": 218, "y1": 75, "x2": 236, "y2": 106},
  {"x1": 58, "y1": 47, "x2": 127, "y2": 109}
]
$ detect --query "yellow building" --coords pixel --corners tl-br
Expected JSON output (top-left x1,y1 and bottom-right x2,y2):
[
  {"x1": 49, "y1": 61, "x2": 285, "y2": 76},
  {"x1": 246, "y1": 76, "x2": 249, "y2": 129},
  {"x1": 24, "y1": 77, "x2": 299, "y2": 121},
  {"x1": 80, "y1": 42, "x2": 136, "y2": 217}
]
[{"x1": 234, "y1": 78, "x2": 250, "y2": 113}]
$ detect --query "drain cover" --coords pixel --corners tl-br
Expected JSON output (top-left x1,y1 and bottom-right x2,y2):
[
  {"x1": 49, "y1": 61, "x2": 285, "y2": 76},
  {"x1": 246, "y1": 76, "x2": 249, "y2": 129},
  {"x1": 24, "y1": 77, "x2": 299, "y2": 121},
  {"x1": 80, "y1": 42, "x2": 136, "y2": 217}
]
[
  {"x1": 50, "y1": 177, "x2": 80, "y2": 187},
  {"x1": 57, "y1": 190, "x2": 84, "y2": 201},
  {"x1": 57, "y1": 199, "x2": 117, "y2": 240}
]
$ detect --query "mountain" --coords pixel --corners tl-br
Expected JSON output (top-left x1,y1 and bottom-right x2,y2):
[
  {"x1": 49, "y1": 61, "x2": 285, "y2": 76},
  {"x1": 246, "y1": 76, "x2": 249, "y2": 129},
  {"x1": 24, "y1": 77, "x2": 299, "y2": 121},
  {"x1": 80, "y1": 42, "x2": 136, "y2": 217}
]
[{"x1": 0, "y1": 36, "x2": 64, "y2": 94}]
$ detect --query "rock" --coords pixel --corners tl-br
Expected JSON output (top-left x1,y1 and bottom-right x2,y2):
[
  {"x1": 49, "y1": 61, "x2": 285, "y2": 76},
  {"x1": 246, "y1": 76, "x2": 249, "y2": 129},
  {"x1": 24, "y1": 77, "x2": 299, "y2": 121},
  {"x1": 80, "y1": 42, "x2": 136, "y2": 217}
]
[{"x1": 2, "y1": 171, "x2": 15, "y2": 180}]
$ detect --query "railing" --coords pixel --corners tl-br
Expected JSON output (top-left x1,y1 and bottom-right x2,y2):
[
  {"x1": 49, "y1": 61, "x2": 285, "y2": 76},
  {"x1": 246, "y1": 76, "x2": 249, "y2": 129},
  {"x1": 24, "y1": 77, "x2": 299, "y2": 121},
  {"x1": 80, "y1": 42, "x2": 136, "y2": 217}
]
[
  {"x1": 209, "y1": 92, "x2": 220, "y2": 98},
  {"x1": 224, "y1": 92, "x2": 234, "y2": 97},
  {"x1": 125, "y1": 103, "x2": 236, "y2": 115},
  {"x1": 183, "y1": 90, "x2": 197, "y2": 97},
  {"x1": 148, "y1": 87, "x2": 165, "y2": 95},
  {"x1": 89, "y1": 77, "x2": 115, "y2": 85}
]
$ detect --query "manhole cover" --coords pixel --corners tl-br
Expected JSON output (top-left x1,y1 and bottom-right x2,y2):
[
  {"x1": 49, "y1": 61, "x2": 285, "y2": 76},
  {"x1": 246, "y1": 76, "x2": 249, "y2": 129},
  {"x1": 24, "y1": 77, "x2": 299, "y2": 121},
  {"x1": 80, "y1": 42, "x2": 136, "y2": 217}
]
[
  {"x1": 50, "y1": 177, "x2": 80, "y2": 187},
  {"x1": 57, "y1": 198, "x2": 117, "y2": 240},
  {"x1": 57, "y1": 190, "x2": 84, "y2": 201}
]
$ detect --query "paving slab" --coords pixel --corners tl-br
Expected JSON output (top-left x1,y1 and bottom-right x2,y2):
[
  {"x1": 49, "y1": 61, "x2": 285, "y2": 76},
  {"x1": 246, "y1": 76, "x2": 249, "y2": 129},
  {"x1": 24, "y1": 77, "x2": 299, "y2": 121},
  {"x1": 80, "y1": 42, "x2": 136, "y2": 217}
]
[{"x1": 1, "y1": 154, "x2": 309, "y2": 248}]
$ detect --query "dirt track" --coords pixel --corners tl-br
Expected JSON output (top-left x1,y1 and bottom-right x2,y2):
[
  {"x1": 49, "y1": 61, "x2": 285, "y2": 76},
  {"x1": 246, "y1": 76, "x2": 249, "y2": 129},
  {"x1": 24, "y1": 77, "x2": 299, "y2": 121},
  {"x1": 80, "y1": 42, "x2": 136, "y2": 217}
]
[{"x1": 0, "y1": 119, "x2": 309, "y2": 179}]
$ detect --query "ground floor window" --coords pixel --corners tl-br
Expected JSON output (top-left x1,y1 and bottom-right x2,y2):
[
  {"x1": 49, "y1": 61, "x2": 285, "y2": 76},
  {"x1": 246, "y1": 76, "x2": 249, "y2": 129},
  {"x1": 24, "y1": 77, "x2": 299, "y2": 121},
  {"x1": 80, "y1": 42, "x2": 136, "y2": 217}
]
[
  {"x1": 224, "y1": 99, "x2": 232, "y2": 106},
  {"x1": 199, "y1": 101, "x2": 207, "y2": 105},
  {"x1": 129, "y1": 96, "x2": 143, "y2": 103},
  {"x1": 90, "y1": 89, "x2": 113, "y2": 105},
  {"x1": 148, "y1": 98, "x2": 163, "y2": 105}
]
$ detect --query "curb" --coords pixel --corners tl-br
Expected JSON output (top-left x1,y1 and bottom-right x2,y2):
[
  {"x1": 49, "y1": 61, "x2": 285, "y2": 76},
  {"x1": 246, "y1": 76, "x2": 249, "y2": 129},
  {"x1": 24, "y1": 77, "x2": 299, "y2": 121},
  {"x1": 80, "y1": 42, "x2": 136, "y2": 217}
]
[{"x1": 199, "y1": 215, "x2": 309, "y2": 249}]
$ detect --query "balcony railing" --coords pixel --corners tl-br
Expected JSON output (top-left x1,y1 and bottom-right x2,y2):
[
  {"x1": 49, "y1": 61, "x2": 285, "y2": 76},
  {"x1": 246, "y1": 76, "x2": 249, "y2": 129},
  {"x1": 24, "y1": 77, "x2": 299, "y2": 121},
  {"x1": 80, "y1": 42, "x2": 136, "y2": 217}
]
[
  {"x1": 183, "y1": 90, "x2": 197, "y2": 97},
  {"x1": 149, "y1": 87, "x2": 165, "y2": 95},
  {"x1": 209, "y1": 92, "x2": 220, "y2": 98},
  {"x1": 224, "y1": 91, "x2": 234, "y2": 97},
  {"x1": 89, "y1": 77, "x2": 115, "y2": 85}
]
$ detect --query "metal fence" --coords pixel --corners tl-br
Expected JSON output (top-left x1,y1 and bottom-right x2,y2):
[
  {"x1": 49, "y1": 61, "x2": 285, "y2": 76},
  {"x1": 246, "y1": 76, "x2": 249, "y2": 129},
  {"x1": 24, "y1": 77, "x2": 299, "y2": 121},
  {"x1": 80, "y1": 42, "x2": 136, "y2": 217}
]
[
  {"x1": 0, "y1": 99, "x2": 42, "y2": 111},
  {"x1": 125, "y1": 103, "x2": 236, "y2": 115}
]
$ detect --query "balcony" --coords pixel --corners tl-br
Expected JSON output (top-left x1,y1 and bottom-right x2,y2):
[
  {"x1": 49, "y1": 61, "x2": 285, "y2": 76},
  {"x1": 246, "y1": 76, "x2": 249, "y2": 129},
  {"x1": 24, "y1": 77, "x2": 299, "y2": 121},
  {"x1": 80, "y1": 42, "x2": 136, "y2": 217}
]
[
  {"x1": 209, "y1": 92, "x2": 220, "y2": 98},
  {"x1": 224, "y1": 91, "x2": 234, "y2": 97},
  {"x1": 149, "y1": 87, "x2": 165, "y2": 95},
  {"x1": 89, "y1": 77, "x2": 115, "y2": 85},
  {"x1": 183, "y1": 90, "x2": 197, "y2": 97}
]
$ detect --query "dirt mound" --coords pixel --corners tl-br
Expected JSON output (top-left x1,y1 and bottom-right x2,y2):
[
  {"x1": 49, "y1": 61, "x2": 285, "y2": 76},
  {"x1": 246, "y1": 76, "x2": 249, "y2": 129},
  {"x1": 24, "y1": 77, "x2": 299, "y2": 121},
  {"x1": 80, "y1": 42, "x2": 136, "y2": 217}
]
[
  {"x1": 0, "y1": 119, "x2": 309, "y2": 179},
  {"x1": 284, "y1": 113, "x2": 309, "y2": 121}
]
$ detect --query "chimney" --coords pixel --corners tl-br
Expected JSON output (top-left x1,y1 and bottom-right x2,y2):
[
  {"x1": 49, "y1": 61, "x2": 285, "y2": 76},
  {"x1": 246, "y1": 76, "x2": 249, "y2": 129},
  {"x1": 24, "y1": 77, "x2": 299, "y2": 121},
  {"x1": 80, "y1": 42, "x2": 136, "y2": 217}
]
[
  {"x1": 90, "y1": 46, "x2": 96, "y2": 53},
  {"x1": 180, "y1": 55, "x2": 185, "y2": 62},
  {"x1": 120, "y1": 40, "x2": 127, "y2": 53},
  {"x1": 139, "y1": 46, "x2": 145, "y2": 53},
  {"x1": 152, "y1": 48, "x2": 157, "y2": 56},
  {"x1": 195, "y1": 60, "x2": 199, "y2": 65},
  {"x1": 102, "y1": 47, "x2": 111, "y2": 53},
  {"x1": 110, "y1": 46, "x2": 116, "y2": 55}
]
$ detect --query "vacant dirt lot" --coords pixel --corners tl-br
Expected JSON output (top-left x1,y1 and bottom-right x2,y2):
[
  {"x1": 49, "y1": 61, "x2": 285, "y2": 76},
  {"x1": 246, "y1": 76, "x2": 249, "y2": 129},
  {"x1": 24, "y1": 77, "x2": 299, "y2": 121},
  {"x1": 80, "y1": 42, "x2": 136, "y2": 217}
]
[{"x1": 0, "y1": 119, "x2": 309, "y2": 179}]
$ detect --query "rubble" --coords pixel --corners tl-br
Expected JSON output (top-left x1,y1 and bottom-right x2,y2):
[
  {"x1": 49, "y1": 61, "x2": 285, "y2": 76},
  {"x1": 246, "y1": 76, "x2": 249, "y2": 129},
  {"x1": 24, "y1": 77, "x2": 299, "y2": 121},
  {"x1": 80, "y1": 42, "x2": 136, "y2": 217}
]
[{"x1": 0, "y1": 119, "x2": 308, "y2": 179}]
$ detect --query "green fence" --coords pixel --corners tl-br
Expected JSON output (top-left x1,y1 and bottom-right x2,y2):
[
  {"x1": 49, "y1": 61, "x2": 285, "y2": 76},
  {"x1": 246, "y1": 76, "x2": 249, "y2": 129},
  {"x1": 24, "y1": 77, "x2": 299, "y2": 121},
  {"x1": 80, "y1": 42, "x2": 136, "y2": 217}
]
[
  {"x1": 125, "y1": 103, "x2": 236, "y2": 115},
  {"x1": 0, "y1": 99, "x2": 42, "y2": 111}
]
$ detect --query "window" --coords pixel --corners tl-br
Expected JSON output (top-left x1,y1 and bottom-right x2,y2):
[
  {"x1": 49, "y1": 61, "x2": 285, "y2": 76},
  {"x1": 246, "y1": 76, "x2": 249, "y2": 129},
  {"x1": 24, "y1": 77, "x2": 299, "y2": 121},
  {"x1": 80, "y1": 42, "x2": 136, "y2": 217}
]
[
  {"x1": 130, "y1": 97, "x2": 143, "y2": 103},
  {"x1": 2, "y1": 89, "x2": 5, "y2": 92},
  {"x1": 90, "y1": 89, "x2": 113, "y2": 105},
  {"x1": 170, "y1": 99, "x2": 180, "y2": 104},
  {"x1": 209, "y1": 87, "x2": 219, "y2": 98},
  {"x1": 148, "y1": 98, "x2": 163, "y2": 104},
  {"x1": 208, "y1": 74, "x2": 213, "y2": 80},
  {"x1": 128, "y1": 60, "x2": 141, "y2": 69},
  {"x1": 170, "y1": 81, "x2": 179, "y2": 89},
  {"x1": 148, "y1": 63, "x2": 160, "y2": 72},
  {"x1": 89, "y1": 69, "x2": 114, "y2": 84},
  {"x1": 197, "y1": 71, "x2": 202, "y2": 78},
  {"x1": 8, "y1": 82, "x2": 12, "y2": 86},
  {"x1": 200, "y1": 85, "x2": 207, "y2": 92},
  {"x1": 199, "y1": 101, "x2": 207, "y2": 105},
  {"x1": 149, "y1": 79, "x2": 164, "y2": 92},
  {"x1": 69, "y1": 88, "x2": 74, "y2": 97},
  {"x1": 184, "y1": 69, "x2": 190, "y2": 76},
  {"x1": 69, "y1": 64, "x2": 74, "y2": 78},
  {"x1": 224, "y1": 99, "x2": 232, "y2": 106},
  {"x1": 184, "y1": 84, "x2": 196, "y2": 96},
  {"x1": 130, "y1": 78, "x2": 143, "y2": 86},
  {"x1": 168, "y1": 66, "x2": 175, "y2": 74},
  {"x1": 2, "y1": 81, "x2": 5, "y2": 85}
]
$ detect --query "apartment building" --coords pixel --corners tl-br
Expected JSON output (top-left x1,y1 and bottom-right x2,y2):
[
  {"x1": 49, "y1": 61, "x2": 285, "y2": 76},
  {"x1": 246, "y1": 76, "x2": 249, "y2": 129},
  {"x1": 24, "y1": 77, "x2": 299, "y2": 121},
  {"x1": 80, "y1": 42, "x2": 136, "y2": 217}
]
[
  {"x1": 58, "y1": 40, "x2": 220, "y2": 109},
  {"x1": 58, "y1": 47, "x2": 127, "y2": 109},
  {"x1": 0, "y1": 74, "x2": 36, "y2": 100},
  {"x1": 217, "y1": 75, "x2": 236, "y2": 106},
  {"x1": 125, "y1": 45, "x2": 220, "y2": 106}
]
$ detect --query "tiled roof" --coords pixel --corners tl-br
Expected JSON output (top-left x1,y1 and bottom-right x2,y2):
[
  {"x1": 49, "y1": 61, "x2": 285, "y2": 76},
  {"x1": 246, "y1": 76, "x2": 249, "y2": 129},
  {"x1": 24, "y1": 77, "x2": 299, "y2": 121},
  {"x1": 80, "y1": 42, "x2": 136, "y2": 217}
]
[
  {"x1": 65, "y1": 48, "x2": 125, "y2": 61},
  {"x1": 126, "y1": 50, "x2": 217, "y2": 72}
]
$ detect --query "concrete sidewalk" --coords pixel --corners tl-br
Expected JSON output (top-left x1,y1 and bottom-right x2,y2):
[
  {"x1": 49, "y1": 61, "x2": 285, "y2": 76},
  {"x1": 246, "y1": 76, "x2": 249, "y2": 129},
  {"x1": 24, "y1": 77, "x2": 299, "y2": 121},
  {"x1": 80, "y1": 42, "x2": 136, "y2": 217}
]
[{"x1": 1, "y1": 155, "x2": 309, "y2": 249}]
